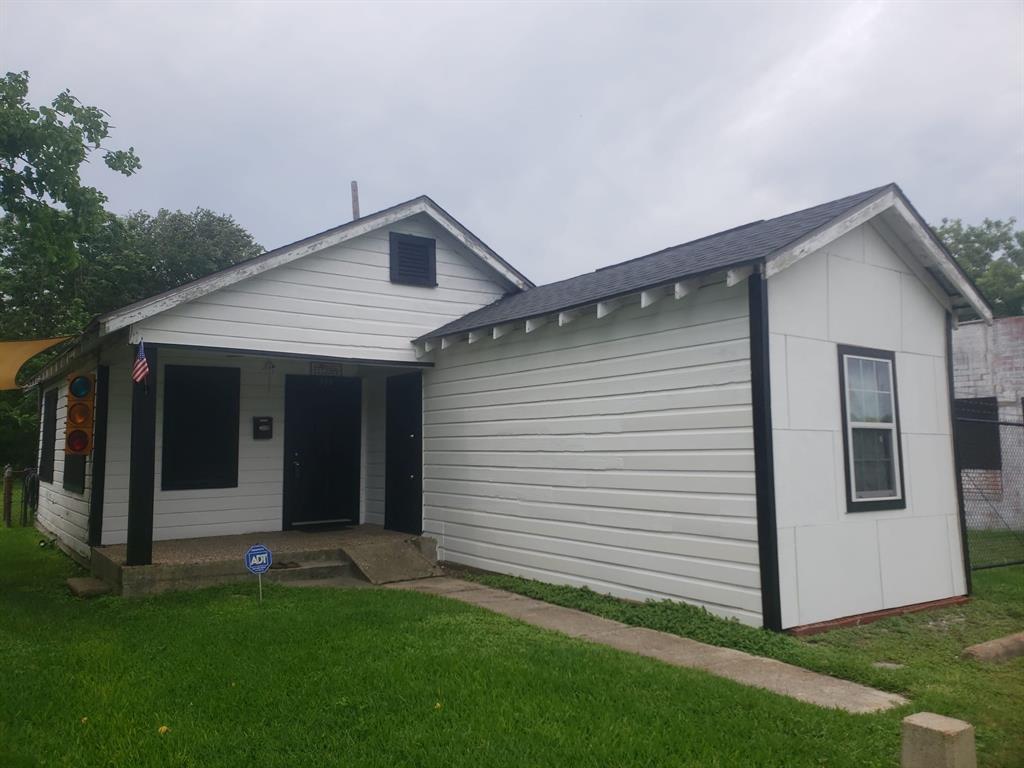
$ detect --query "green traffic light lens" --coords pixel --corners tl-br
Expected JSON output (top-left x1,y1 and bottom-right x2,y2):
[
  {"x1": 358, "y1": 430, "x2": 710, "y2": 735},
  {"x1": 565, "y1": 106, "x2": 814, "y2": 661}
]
[{"x1": 69, "y1": 376, "x2": 92, "y2": 398}]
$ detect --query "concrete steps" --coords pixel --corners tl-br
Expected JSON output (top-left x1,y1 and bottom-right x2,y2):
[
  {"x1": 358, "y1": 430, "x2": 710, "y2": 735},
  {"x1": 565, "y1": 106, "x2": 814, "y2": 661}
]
[{"x1": 264, "y1": 560, "x2": 355, "y2": 584}]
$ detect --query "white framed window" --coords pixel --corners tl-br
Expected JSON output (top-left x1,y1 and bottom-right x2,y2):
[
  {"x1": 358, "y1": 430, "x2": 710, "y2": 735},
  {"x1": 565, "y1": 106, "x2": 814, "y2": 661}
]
[{"x1": 837, "y1": 345, "x2": 905, "y2": 512}]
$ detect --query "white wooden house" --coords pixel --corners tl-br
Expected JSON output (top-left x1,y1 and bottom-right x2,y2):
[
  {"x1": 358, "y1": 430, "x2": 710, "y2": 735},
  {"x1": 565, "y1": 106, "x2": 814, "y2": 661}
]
[{"x1": 31, "y1": 184, "x2": 991, "y2": 630}]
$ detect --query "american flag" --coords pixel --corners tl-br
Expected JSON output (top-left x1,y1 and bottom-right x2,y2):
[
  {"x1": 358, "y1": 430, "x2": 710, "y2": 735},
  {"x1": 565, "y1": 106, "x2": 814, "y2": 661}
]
[{"x1": 131, "y1": 341, "x2": 150, "y2": 384}]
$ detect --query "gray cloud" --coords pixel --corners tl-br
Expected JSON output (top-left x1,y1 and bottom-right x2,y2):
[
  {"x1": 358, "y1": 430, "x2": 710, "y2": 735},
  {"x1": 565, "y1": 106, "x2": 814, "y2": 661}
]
[{"x1": 2, "y1": 0, "x2": 1021, "y2": 285}]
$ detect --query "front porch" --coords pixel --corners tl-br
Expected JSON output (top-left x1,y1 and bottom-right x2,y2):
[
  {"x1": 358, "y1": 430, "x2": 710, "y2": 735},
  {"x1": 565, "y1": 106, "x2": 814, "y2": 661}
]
[{"x1": 89, "y1": 525, "x2": 441, "y2": 597}]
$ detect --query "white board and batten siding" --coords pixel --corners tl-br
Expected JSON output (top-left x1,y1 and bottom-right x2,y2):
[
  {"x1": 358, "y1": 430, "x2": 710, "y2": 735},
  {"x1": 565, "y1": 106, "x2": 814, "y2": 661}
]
[
  {"x1": 423, "y1": 280, "x2": 763, "y2": 625},
  {"x1": 768, "y1": 221, "x2": 966, "y2": 629},
  {"x1": 35, "y1": 377, "x2": 93, "y2": 560},
  {"x1": 128, "y1": 214, "x2": 512, "y2": 363}
]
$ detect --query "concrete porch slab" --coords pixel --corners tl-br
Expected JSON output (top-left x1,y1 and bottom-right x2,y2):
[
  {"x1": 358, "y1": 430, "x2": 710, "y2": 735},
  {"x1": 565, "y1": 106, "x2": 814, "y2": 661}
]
[{"x1": 388, "y1": 577, "x2": 909, "y2": 714}]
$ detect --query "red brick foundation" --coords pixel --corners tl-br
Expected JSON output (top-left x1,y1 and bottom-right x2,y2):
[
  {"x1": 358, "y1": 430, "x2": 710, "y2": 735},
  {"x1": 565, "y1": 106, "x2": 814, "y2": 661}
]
[{"x1": 788, "y1": 595, "x2": 971, "y2": 636}]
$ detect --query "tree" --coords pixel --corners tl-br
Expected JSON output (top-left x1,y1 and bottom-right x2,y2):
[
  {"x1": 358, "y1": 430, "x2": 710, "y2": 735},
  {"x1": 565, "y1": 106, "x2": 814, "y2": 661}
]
[
  {"x1": 934, "y1": 217, "x2": 1024, "y2": 318},
  {"x1": 0, "y1": 70, "x2": 141, "y2": 339}
]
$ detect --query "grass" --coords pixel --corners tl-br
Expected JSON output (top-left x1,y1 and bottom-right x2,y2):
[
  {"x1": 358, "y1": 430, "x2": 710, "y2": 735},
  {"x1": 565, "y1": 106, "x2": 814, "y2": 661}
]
[
  {"x1": 0, "y1": 528, "x2": 910, "y2": 768},
  {"x1": 967, "y1": 528, "x2": 1024, "y2": 569},
  {"x1": 458, "y1": 567, "x2": 1024, "y2": 767},
  {"x1": 1, "y1": 529, "x2": 1020, "y2": 768}
]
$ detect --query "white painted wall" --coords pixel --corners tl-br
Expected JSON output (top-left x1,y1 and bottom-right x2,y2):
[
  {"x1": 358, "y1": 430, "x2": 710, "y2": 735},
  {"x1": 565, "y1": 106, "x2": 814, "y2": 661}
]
[
  {"x1": 130, "y1": 214, "x2": 513, "y2": 363},
  {"x1": 768, "y1": 221, "x2": 966, "y2": 628},
  {"x1": 35, "y1": 377, "x2": 92, "y2": 560},
  {"x1": 99, "y1": 348, "x2": 392, "y2": 545},
  {"x1": 423, "y1": 280, "x2": 762, "y2": 625}
]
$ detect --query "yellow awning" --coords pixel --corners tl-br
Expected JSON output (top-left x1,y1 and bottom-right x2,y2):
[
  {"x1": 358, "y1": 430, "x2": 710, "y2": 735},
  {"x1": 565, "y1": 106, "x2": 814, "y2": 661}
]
[{"x1": 0, "y1": 337, "x2": 71, "y2": 390}]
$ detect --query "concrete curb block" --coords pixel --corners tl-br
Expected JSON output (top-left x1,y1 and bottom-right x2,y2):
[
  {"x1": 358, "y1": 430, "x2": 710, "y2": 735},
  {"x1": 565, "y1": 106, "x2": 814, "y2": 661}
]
[{"x1": 902, "y1": 712, "x2": 976, "y2": 768}]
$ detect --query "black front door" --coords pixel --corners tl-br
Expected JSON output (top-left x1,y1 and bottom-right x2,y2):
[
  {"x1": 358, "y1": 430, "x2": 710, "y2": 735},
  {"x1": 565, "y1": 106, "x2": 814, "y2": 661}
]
[
  {"x1": 385, "y1": 371, "x2": 423, "y2": 534},
  {"x1": 283, "y1": 375, "x2": 361, "y2": 528}
]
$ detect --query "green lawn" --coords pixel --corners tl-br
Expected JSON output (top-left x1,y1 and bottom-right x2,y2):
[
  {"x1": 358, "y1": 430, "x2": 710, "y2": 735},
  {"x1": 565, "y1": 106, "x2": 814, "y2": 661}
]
[
  {"x1": 0, "y1": 529, "x2": 1020, "y2": 768},
  {"x1": 459, "y1": 567, "x2": 1024, "y2": 768}
]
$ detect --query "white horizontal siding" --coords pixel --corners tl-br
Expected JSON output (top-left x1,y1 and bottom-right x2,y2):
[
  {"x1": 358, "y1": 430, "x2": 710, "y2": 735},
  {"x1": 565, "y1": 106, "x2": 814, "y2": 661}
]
[
  {"x1": 130, "y1": 214, "x2": 511, "y2": 363},
  {"x1": 36, "y1": 378, "x2": 92, "y2": 559},
  {"x1": 423, "y1": 280, "x2": 761, "y2": 625},
  {"x1": 100, "y1": 347, "x2": 394, "y2": 545}
]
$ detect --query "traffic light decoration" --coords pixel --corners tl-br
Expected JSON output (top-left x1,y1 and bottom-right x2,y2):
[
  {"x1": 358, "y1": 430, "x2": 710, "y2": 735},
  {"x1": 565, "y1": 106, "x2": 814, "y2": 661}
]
[{"x1": 65, "y1": 373, "x2": 96, "y2": 455}]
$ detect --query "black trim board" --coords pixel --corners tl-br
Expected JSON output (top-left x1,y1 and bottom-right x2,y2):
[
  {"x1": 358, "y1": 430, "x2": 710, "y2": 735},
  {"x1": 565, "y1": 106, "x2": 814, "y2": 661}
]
[
  {"x1": 747, "y1": 270, "x2": 782, "y2": 632},
  {"x1": 836, "y1": 344, "x2": 907, "y2": 513},
  {"x1": 945, "y1": 313, "x2": 972, "y2": 592},
  {"x1": 87, "y1": 365, "x2": 109, "y2": 547},
  {"x1": 126, "y1": 345, "x2": 158, "y2": 566}
]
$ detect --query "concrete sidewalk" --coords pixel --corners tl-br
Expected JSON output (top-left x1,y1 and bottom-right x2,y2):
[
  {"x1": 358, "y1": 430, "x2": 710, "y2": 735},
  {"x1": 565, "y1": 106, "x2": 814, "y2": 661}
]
[{"x1": 386, "y1": 577, "x2": 908, "y2": 714}]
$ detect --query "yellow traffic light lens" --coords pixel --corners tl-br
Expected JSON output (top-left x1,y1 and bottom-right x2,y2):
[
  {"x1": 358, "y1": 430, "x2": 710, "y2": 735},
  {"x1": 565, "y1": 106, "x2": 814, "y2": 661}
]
[
  {"x1": 68, "y1": 402, "x2": 91, "y2": 426},
  {"x1": 67, "y1": 430, "x2": 89, "y2": 453},
  {"x1": 69, "y1": 376, "x2": 93, "y2": 398}
]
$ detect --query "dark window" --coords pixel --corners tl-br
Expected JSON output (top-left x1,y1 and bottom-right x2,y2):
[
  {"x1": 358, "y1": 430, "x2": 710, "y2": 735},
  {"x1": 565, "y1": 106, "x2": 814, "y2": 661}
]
[
  {"x1": 162, "y1": 365, "x2": 240, "y2": 491},
  {"x1": 389, "y1": 232, "x2": 436, "y2": 286},
  {"x1": 63, "y1": 454, "x2": 86, "y2": 494},
  {"x1": 837, "y1": 345, "x2": 906, "y2": 512},
  {"x1": 954, "y1": 396, "x2": 1001, "y2": 470},
  {"x1": 39, "y1": 389, "x2": 57, "y2": 482}
]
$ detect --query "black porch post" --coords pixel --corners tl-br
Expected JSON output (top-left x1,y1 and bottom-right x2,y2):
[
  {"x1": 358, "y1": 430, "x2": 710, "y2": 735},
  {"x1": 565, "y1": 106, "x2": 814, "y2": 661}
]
[{"x1": 126, "y1": 344, "x2": 158, "y2": 566}]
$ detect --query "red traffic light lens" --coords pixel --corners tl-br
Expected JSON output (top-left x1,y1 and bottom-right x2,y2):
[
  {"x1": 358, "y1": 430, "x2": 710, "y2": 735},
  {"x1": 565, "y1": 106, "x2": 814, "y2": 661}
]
[
  {"x1": 68, "y1": 402, "x2": 91, "y2": 426},
  {"x1": 67, "y1": 430, "x2": 89, "y2": 452},
  {"x1": 69, "y1": 376, "x2": 93, "y2": 398}
]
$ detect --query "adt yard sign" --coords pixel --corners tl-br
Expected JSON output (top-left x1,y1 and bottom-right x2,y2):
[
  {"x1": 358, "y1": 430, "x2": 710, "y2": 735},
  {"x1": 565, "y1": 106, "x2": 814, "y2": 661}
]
[
  {"x1": 245, "y1": 544, "x2": 272, "y2": 574},
  {"x1": 245, "y1": 544, "x2": 272, "y2": 602}
]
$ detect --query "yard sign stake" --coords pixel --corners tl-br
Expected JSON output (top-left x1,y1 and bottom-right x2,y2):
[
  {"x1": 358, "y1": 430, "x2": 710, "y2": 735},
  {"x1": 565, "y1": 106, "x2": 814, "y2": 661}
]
[{"x1": 244, "y1": 544, "x2": 272, "y2": 603}]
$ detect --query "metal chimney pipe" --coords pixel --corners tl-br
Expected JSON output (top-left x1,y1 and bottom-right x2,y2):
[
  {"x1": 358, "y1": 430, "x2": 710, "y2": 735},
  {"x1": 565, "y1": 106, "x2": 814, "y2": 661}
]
[{"x1": 351, "y1": 181, "x2": 360, "y2": 220}]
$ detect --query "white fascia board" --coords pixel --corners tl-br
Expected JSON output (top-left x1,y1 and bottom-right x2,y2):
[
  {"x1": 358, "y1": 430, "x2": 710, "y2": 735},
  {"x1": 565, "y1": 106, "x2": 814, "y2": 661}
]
[
  {"x1": 764, "y1": 188, "x2": 991, "y2": 324},
  {"x1": 765, "y1": 190, "x2": 897, "y2": 279},
  {"x1": 99, "y1": 197, "x2": 529, "y2": 337}
]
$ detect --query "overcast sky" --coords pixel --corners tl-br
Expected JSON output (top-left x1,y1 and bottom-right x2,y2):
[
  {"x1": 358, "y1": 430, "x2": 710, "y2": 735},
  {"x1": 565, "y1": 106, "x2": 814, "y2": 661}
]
[{"x1": 2, "y1": 1, "x2": 1021, "y2": 285}]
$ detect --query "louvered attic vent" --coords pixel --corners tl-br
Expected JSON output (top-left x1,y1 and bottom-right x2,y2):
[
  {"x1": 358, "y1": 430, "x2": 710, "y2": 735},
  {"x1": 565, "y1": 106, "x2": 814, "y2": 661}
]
[{"x1": 389, "y1": 232, "x2": 437, "y2": 287}]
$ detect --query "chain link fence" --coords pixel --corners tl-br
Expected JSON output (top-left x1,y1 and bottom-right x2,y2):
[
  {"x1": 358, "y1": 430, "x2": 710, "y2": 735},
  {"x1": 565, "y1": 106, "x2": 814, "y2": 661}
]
[{"x1": 953, "y1": 397, "x2": 1024, "y2": 569}]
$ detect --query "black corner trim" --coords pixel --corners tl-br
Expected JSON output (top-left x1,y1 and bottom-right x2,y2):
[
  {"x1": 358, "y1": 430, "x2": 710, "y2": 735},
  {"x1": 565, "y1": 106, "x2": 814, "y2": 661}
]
[
  {"x1": 87, "y1": 365, "x2": 110, "y2": 547},
  {"x1": 126, "y1": 345, "x2": 158, "y2": 566},
  {"x1": 748, "y1": 270, "x2": 782, "y2": 632},
  {"x1": 945, "y1": 313, "x2": 972, "y2": 592},
  {"x1": 836, "y1": 344, "x2": 907, "y2": 513}
]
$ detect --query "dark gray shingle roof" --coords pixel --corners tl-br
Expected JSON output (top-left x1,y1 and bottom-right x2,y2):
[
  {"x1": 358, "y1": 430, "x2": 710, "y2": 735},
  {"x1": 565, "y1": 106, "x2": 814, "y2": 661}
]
[{"x1": 419, "y1": 184, "x2": 895, "y2": 341}]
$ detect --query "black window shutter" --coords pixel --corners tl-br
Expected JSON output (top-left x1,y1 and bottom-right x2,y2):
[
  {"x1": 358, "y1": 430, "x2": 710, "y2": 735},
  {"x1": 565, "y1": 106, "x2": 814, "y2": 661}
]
[
  {"x1": 162, "y1": 365, "x2": 241, "y2": 491},
  {"x1": 64, "y1": 454, "x2": 86, "y2": 494},
  {"x1": 954, "y1": 396, "x2": 1001, "y2": 470},
  {"x1": 39, "y1": 389, "x2": 57, "y2": 482},
  {"x1": 389, "y1": 232, "x2": 436, "y2": 286}
]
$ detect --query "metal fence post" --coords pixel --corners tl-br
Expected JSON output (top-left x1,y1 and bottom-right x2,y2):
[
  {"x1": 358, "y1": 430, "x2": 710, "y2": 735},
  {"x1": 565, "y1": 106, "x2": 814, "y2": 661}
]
[{"x1": 2, "y1": 465, "x2": 11, "y2": 528}]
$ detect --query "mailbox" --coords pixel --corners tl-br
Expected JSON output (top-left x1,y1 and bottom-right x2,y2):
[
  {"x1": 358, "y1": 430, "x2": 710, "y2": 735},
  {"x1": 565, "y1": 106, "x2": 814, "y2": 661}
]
[{"x1": 253, "y1": 416, "x2": 273, "y2": 440}]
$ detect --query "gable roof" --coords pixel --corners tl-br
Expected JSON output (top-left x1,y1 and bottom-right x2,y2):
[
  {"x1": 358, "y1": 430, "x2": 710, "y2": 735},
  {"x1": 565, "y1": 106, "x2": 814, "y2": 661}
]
[
  {"x1": 418, "y1": 183, "x2": 991, "y2": 342},
  {"x1": 97, "y1": 195, "x2": 533, "y2": 336}
]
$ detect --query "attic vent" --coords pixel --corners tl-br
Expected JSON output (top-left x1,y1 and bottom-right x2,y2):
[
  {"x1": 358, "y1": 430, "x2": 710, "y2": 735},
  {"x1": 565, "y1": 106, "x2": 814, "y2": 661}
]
[{"x1": 389, "y1": 232, "x2": 437, "y2": 287}]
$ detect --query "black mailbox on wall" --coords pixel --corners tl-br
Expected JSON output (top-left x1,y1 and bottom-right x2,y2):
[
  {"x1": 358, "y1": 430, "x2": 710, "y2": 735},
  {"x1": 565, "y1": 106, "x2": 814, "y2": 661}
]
[{"x1": 252, "y1": 416, "x2": 273, "y2": 440}]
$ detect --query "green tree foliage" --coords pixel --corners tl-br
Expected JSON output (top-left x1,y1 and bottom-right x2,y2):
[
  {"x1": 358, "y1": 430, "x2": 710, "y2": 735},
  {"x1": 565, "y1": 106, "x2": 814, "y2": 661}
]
[
  {"x1": 0, "y1": 72, "x2": 262, "y2": 466},
  {"x1": 934, "y1": 217, "x2": 1024, "y2": 318},
  {"x1": 0, "y1": 70, "x2": 141, "y2": 338}
]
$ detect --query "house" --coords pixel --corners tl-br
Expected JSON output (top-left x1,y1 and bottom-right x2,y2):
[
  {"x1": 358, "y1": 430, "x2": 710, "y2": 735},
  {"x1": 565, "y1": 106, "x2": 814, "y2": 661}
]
[
  {"x1": 952, "y1": 316, "x2": 1024, "y2": 561},
  {"x1": 29, "y1": 183, "x2": 991, "y2": 631}
]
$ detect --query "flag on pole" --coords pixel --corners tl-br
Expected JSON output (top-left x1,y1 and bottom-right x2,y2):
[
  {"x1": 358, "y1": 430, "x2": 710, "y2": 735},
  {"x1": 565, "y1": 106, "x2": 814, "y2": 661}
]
[{"x1": 131, "y1": 341, "x2": 150, "y2": 384}]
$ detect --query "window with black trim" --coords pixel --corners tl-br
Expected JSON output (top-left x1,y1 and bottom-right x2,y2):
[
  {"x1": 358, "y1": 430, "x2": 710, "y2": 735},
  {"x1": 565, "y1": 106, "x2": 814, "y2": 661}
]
[
  {"x1": 389, "y1": 232, "x2": 436, "y2": 286},
  {"x1": 39, "y1": 389, "x2": 57, "y2": 483},
  {"x1": 162, "y1": 365, "x2": 240, "y2": 491},
  {"x1": 837, "y1": 345, "x2": 906, "y2": 512}
]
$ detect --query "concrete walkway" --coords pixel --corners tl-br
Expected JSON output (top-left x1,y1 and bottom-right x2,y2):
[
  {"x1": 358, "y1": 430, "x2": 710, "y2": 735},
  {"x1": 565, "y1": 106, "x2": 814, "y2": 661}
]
[{"x1": 387, "y1": 577, "x2": 908, "y2": 714}]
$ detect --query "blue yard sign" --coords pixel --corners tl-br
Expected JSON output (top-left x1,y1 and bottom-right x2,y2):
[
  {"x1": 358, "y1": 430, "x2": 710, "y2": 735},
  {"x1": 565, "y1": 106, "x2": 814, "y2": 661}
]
[{"x1": 245, "y1": 544, "x2": 272, "y2": 602}]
